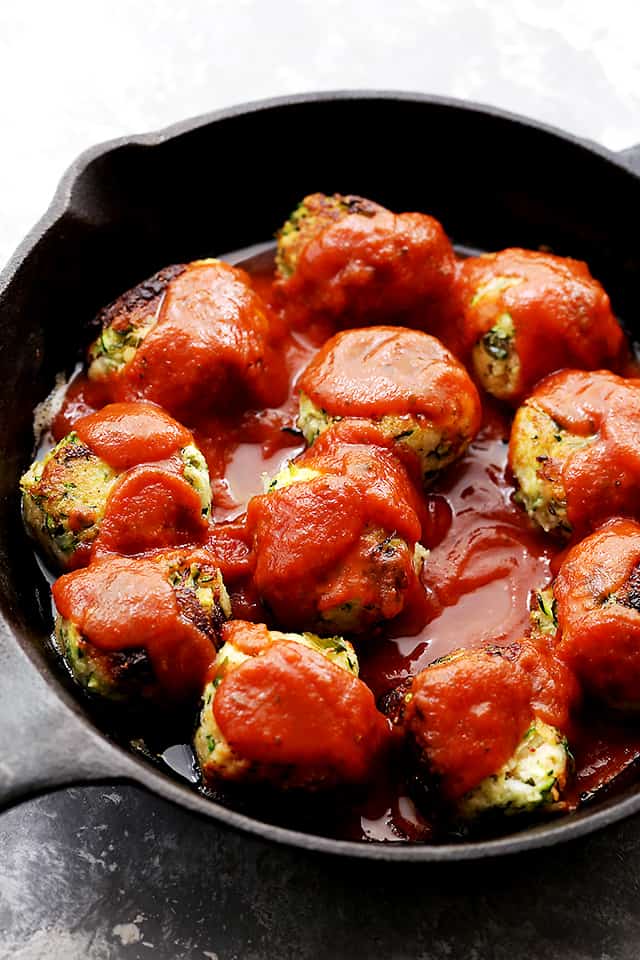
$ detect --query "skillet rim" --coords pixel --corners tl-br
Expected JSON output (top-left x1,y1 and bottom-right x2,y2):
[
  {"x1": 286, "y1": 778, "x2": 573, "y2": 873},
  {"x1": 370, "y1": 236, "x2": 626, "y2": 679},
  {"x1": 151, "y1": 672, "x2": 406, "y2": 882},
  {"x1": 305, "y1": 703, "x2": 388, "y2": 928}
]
[
  {"x1": 2, "y1": 89, "x2": 640, "y2": 861},
  {"x1": 2, "y1": 88, "x2": 637, "y2": 299}
]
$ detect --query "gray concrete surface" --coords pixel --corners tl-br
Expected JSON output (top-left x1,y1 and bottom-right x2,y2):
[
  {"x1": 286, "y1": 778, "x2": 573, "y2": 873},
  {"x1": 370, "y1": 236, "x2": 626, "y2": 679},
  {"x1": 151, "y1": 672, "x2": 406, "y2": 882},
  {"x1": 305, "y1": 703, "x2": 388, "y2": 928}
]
[
  {"x1": 2, "y1": 0, "x2": 640, "y2": 956},
  {"x1": 5, "y1": 784, "x2": 640, "y2": 960}
]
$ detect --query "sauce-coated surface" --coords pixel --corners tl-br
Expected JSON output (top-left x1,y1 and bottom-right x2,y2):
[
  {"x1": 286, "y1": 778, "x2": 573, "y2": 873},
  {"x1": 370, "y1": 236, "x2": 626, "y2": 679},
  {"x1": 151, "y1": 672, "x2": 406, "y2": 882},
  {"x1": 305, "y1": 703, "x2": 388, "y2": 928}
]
[
  {"x1": 555, "y1": 518, "x2": 640, "y2": 706},
  {"x1": 458, "y1": 248, "x2": 626, "y2": 402},
  {"x1": 92, "y1": 260, "x2": 289, "y2": 418},
  {"x1": 92, "y1": 465, "x2": 207, "y2": 559},
  {"x1": 50, "y1": 260, "x2": 640, "y2": 842},
  {"x1": 405, "y1": 647, "x2": 532, "y2": 800},
  {"x1": 300, "y1": 326, "x2": 480, "y2": 427},
  {"x1": 215, "y1": 641, "x2": 388, "y2": 781},
  {"x1": 75, "y1": 402, "x2": 192, "y2": 469},
  {"x1": 53, "y1": 554, "x2": 217, "y2": 701},
  {"x1": 275, "y1": 210, "x2": 458, "y2": 335},
  {"x1": 531, "y1": 370, "x2": 640, "y2": 534}
]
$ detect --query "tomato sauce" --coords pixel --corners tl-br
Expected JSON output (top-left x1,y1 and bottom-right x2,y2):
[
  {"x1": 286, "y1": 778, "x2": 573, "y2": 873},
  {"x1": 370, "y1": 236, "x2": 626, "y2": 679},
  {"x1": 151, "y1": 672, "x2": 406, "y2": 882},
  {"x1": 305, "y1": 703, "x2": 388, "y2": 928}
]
[
  {"x1": 296, "y1": 431, "x2": 427, "y2": 541},
  {"x1": 275, "y1": 209, "x2": 458, "y2": 335},
  {"x1": 532, "y1": 370, "x2": 640, "y2": 535},
  {"x1": 405, "y1": 647, "x2": 533, "y2": 800},
  {"x1": 358, "y1": 404, "x2": 557, "y2": 703},
  {"x1": 565, "y1": 717, "x2": 640, "y2": 806},
  {"x1": 299, "y1": 326, "x2": 481, "y2": 430},
  {"x1": 48, "y1": 256, "x2": 640, "y2": 843},
  {"x1": 52, "y1": 555, "x2": 217, "y2": 701},
  {"x1": 62, "y1": 402, "x2": 212, "y2": 563},
  {"x1": 75, "y1": 402, "x2": 192, "y2": 470},
  {"x1": 96, "y1": 260, "x2": 289, "y2": 418},
  {"x1": 92, "y1": 462, "x2": 207, "y2": 559},
  {"x1": 457, "y1": 249, "x2": 627, "y2": 403},
  {"x1": 553, "y1": 518, "x2": 640, "y2": 706},
  {"x1": 215, "y1": 641, "x2": 389, "y2": 782}
]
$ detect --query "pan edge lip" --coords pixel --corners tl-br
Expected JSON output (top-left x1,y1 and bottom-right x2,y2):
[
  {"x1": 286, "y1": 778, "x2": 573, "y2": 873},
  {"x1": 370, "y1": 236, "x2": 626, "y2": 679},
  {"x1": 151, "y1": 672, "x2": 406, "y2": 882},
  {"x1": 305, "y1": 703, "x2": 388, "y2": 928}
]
[
  {"x1": 8, "y1": 611, "x2": 639, "y2": 862},
  {"x1": 0, "y1": 88, "x2": 634, "y2": 299},
  {"x1": 106, "y1": 751, "x2": 640, "y2": 861},
  {"x1": 2, "y1": 88, "x2": 639, "y2": 858}
]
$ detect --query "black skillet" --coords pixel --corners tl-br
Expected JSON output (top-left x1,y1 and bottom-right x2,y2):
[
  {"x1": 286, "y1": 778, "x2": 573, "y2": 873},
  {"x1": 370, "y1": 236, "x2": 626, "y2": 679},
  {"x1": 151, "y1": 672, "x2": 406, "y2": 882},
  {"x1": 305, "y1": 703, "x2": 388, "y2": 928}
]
[{"x1": 1, "y1": 91, "x2": 639, "y2": 861}]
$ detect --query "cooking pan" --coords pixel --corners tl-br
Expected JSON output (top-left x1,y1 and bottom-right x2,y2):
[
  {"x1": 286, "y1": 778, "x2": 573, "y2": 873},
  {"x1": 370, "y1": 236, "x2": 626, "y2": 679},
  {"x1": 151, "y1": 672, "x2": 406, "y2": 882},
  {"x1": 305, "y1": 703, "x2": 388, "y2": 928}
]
[{"x1": 1, "y1": 91, "x2": 640, "y2": 861}]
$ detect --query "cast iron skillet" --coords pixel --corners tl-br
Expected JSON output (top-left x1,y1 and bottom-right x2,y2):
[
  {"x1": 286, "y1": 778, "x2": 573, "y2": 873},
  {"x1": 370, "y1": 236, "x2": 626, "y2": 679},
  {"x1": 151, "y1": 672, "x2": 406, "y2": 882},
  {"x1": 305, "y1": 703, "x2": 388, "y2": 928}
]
[{"x1": 1, "y1": 91, "x2": 640, "y2": 861}]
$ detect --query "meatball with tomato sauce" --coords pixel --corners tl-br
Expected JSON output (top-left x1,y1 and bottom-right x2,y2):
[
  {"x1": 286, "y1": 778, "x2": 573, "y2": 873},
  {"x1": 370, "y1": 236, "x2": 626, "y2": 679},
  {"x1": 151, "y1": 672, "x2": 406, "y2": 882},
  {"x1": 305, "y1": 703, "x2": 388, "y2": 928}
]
[
  {"x1": 87, "y1": 259, "x2": 287, "y2": 419},
  {"x1": 459, "y1": 249, "x2": 626, "y2": 404},
  {"x1": 194, "y1": 620, "x2": 388, "y2": 789},
  {"x1": 275, "y1": 192, "x2": 458, "y2": 333},
  {"x1": 394, "y1": 641, "x2": 575, "y2": 819},
  {"x1": 52, "y1": 550, "x2": 231, "y2": 702},
  {"x1": 21, "y1": 402, "x2": 211, "y2": 569},
  {"x1": 509, "y1": 370, "x2": 640, "y2": 537},
  {"x1": 276, "y1": 193, "x2": 385, "y2": 278},
  {"x1": 297, "y1": 327, "x2": 481, "y2": 483},
  {"x1": 248, "y1": 436, "x2": 429, "y2": 635},
  {"x1": 554, "y1": 518, "x2": 640, "y2": 710}
]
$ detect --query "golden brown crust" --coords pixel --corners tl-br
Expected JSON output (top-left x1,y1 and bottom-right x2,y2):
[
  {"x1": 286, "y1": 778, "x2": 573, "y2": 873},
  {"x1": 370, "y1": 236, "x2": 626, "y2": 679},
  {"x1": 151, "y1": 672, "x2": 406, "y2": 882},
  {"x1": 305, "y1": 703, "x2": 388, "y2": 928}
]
[{"x1": 95, "y1": 263, "x2": 187, "y2": 334}]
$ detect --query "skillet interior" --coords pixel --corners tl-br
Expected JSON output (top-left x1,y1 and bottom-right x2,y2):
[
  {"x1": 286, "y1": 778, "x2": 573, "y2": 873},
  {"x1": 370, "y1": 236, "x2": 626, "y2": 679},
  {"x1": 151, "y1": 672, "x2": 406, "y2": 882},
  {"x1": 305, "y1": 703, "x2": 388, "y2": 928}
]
[{"x1": 2, "y1": 92, "x2": 640, "y2": 859}]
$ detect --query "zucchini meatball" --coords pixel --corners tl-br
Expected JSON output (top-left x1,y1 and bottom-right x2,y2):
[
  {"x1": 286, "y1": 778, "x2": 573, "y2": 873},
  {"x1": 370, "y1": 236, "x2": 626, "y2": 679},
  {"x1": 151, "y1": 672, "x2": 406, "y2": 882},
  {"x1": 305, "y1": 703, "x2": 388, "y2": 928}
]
[
  {"x1": 194, "y1": 620, "x2": 388, "y2": 788},
  {"x1": 52, "y1": 550, "x2": 231, "y2": 702},
  {"x1": 274, "y1": 192, "x2": 458, "y2": 332},
  {"x1": 297, "y1": 326, "x2": 481, "y2": 482},
  {"x1": 87, "y1": 263, "x2": 185, "y2": 378},
  {"x1": 21, "y1": 402, "x2": 211, "y2": 569},
  {"x1": 21, "y1": 432, "x2": 119, "y2": 569},
  {"x1": 509, "y1": 389, "x2": 595, "y2": 535},
  {"x1": 88, "y1": 259, "x2": 287, "y2": 418},
  {"x1": 458, "y1": 718, "x2": 569, "y2": 819},
  {"x1": 554, "y1": 518, "x2": 640, "y2": 710},
  {"x1": 509, "y1": 370, "x2": 640, "y2": 537},
  {"x1": 276, "y1": 193, "x2": 384, "y2": 278},
  {"x1": 396, "y1": 643, "x2": 573, "y2": 819},
  {"x1": 248, "y1": 438, "x2": 428, "y2": 635},
  {"x1": 459, "y1": 249, "x2": 626, "y2": 404}
]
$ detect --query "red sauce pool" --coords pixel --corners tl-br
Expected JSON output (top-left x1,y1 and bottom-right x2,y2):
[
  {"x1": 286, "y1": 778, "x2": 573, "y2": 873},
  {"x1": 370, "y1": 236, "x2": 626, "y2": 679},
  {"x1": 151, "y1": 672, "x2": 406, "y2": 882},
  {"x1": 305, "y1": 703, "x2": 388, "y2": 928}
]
[
  {"x1": 49, "y1": 256, "x2": 640, "y2": 843},
  {"x1": 360, "y1": 406, "x2": 556, "y2": 699}
]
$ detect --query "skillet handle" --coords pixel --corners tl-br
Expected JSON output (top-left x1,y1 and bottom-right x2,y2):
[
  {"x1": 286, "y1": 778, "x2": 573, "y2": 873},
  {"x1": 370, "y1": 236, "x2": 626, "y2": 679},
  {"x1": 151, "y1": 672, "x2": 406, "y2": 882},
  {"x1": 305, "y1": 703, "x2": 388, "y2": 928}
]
[
  {"x1": 618, "y1": 143, "x2": 640, "y2": 175},
  {"x1": 0, "y1": 631, "x2": 130, "y2": 809}
]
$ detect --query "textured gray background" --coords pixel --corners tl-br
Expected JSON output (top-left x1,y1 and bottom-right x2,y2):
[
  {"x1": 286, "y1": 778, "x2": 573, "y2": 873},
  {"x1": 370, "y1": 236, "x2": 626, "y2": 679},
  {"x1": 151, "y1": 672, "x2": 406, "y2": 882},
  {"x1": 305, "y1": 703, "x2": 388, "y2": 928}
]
[{"x1": 2, "y1": 1, "x2": 640, "y2": 957}]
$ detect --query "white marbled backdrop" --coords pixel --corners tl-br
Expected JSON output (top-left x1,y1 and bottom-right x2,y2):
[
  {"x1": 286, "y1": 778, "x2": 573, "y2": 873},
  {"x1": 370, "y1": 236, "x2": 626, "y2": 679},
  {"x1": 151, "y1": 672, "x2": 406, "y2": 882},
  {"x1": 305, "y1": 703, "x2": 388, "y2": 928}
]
[{"x1": 1, "y1": 0, "x2": 640, "y2": 265}]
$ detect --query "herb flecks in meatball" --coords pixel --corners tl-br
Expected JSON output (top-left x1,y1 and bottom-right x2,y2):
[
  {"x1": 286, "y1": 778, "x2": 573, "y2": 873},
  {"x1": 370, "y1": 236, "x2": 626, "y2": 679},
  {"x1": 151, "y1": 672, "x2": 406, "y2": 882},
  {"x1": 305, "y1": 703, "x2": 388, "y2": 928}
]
[
  {"x1": 459, "y1": 249, "x2": 626, "y2": 404},
  {"x1": 458, "y1": 718, "x2": 570, "y2": 818},
  {"x1": 510, "y1": 370, "x2": 640, "y2": 537},
  {"x1": 472, "y1": 313, "x2": 521, "y2": 401},
  {"x1": 21, "y1": 402, "x2": 212, "y2": 569},
  {"x1": 88, "y1": 263, "x2": 187, "y2": 379},
  {"x1": 396, "y1": 644, "x2": 573, "y2": 820},
  {"x1": 509, "y1": 398, "x2": 594, "y2": 536},
  {"x1": 530, "y1": 586, "x2": 558, "y2": 638},
  {"x1": 21, "y1": 432, "x2": 119, "y2": 568},
  {"x1": 275, "y1": 193, "x2": 381, "y2": 279}
]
